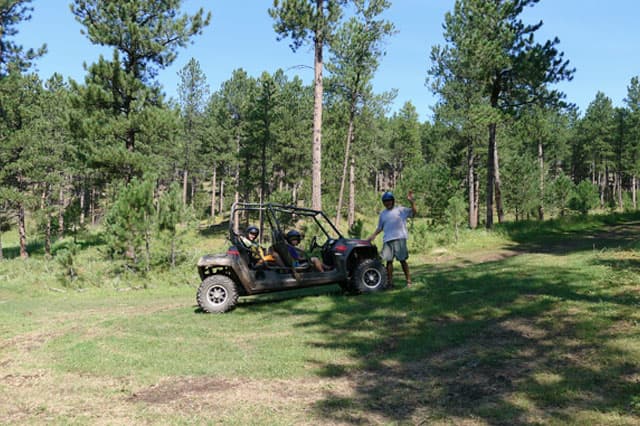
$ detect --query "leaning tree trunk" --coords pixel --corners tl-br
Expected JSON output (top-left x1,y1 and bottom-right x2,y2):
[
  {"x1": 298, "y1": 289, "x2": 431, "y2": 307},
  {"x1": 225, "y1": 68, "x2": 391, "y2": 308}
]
[
  {"x1": 468, "y1": 143, "x2": 478, "y2": 229},
  {"x1": 336, "y1": 98, "x2": 357, "y2": 227},
  {"x1": 18, "y1": 203, "x2": 28, "y2": 259},
  {"x1": 311, "y1": 19, "x2": 324, "y2": 211},
  {"x1": 347, "y1": 156, "x2": 356, "y2": 228}
]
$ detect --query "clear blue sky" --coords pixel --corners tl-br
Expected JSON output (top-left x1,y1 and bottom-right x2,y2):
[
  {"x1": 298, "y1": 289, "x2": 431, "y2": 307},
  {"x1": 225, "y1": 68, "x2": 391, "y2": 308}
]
[{"x1": 16, "y1": 1, "x2": 640, "y2": 121}]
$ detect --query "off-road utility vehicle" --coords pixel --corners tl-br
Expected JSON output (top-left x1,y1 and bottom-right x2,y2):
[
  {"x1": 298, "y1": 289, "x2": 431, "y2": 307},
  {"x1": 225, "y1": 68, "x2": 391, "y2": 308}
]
[{"x1": 196, "y1": 202, "x2": 388, "y2": 313}]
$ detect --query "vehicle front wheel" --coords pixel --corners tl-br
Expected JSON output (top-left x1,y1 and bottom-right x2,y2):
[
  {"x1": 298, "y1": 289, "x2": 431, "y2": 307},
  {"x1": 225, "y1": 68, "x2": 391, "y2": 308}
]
[
  {"x1": 351, "y1": 258, "x2": 387, "y2": 293},
  {"x1": 197, "y1": 275, "x2": 239, "y2": 313}
]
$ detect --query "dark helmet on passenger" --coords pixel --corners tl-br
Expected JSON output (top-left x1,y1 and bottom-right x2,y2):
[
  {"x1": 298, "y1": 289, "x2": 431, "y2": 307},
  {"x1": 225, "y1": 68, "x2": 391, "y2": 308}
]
[
  {"x1": 381, "y1": 191, "x2": 395, "y2": 202},
  {"x1": 286, "y1": 229, "x2": 302, "y2": 243},
  {"x1": 246, "y1": 225, "x2": 259, "y2": 236}
]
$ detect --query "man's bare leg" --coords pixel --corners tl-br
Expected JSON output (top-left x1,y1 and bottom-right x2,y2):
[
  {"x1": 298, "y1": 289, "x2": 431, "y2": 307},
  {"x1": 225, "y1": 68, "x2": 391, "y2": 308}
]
[
  {"x1": 400, "y1": 260, "x2": 411, "y2": 287},
  {"x1": 386, "y1": 261, "x2": 394, "y2": 287}
]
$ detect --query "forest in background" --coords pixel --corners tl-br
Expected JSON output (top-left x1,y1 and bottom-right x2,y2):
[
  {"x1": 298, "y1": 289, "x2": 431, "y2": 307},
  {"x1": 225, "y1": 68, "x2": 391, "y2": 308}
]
[{"x1": 1, "y1": 0, "x2": 639, "y2": 274}]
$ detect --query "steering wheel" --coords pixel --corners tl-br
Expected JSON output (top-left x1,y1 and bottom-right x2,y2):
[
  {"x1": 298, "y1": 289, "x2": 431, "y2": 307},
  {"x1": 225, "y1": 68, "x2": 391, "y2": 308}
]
[{"x1": 309, "y1": 236, "x2": 318, "y2": 252}]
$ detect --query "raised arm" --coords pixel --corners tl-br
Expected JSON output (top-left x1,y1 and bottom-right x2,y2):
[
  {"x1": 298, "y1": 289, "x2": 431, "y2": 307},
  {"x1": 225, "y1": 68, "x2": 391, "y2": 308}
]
[{"x1": 407, "y1": 190, "x2": 417, "y2": 216}]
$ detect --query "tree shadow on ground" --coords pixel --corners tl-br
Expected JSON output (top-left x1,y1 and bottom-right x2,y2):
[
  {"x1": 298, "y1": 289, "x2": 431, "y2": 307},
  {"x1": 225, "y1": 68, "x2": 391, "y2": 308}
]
[
  {"x1": 2, "y1": 232, "x2": 106, "y2": 260},
  {"x1": 198, "y1": 220, "x2": 229, "y2": 237},
  {"x1": 499, "y1": 213, "x2": 640, "y2": 256},
  {"x1": 290, "y1": 220, "x2": 640, "y2": 424}
]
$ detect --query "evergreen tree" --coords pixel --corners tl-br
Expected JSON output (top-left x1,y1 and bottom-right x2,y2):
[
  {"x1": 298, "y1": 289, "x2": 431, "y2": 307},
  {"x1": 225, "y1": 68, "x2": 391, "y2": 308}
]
[
  {"x1": 103, "y1": 177, "x2": 155, "y2": 272},
  {"x1": 326, "y1": 0, "x2": 394, "y2": 226},
  {"x1": 578, "y1": 92, "x2": 616, "y2": 206},
  {"x1": 429, "y1": 0, "x2": 574, "y2": 228},
  {"x1": 0, "y1": 71, "x2": 42, "y2": 258},
  {"x1": 0, "y1": 0, "x2": 46, "y2": 75},
  {"x1": 157, "y1": 182, "x2": 185, "y2": 267},
  {"x1": 71, "y1": 0, "x2": 210, "y2": 178},
  {"x1": 270, "y1": 0, "x2": 348, "y2": 210},
  {"x1": 624, "y1": 76, "x2": 640, "y2": 209},
  {"x1": 177, "y1": 58, "x2": 209, "y2": 206}
]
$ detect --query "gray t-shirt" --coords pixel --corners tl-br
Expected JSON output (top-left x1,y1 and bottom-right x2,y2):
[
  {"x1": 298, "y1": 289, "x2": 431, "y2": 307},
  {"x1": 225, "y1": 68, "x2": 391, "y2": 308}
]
[{"x1": 376, "y1": 206, "x2": 413, "y2": 243}]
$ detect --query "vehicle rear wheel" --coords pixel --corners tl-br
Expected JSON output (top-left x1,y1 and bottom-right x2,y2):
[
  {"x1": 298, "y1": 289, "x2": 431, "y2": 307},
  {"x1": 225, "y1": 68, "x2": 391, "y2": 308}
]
[
  {"x1": 197, "y1": 274, "x2": 239, "y2": 313},
  {"x1": 351, "y1": 258, "x2": 387, "y2": 293}
]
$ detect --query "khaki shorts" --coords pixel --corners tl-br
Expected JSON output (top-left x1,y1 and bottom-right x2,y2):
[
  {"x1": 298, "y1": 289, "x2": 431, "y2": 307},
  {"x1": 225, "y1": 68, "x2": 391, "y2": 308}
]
[{"x1": 381, "y1": 239, "x2": 409, "y2": 262}]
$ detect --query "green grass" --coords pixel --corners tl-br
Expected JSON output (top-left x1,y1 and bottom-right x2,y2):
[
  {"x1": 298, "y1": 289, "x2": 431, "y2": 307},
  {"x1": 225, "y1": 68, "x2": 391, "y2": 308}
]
[{"x1": 1, "y1": 212, "x2": 640, "y2": 424}]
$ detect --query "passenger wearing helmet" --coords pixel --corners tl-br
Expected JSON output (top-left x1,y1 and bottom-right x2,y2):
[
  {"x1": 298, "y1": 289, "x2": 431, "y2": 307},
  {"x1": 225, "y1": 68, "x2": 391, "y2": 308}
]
[
  {"x1": 239, "y1": 226, "x2": 275, "y2": 267},
  {"x1": 366, "y1": 190, "x2": 417, "y2": 288},
  {"x1": 285, "y1": 229, "x2": 327, "y2": 272}
]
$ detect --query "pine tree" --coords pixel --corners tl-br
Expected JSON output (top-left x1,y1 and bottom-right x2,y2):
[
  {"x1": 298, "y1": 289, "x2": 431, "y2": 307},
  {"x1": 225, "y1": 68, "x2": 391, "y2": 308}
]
[
  {"x1": 429, "y1": 0, "x2": 574, "y2": 228},
  {"x1": 71, "y1": 0, "x2": 210, "y2": 179},
  {"x1": 177, "y1": 58, "x2": 209, "y2": 206},
  {"x1": 270, "y1": 0, "x2": 348, "y2": 210},
  {"x1": 326, "y1": 0, "x2": 395, "y2": 226},
  {"x1": 0, "y1": 0, "x2": 46, "y2": 75}
]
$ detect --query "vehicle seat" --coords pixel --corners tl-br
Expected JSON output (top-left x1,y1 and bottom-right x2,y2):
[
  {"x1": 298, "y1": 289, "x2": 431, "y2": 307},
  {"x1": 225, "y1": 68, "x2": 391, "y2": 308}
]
[{"x1": 271, "y1": 240, "x2": 310, "y2": 271}]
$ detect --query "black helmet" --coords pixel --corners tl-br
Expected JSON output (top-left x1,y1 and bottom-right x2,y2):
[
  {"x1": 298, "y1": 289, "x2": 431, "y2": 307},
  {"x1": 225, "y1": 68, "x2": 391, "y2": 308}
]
[
  {"x1": 381, "y1": 191, "x2": 395, "y2": 202},
  {"x1": 286, "y1": 229, "x2": 302, "y2": 243},
  {"x1": 246, "y1": 225, "x2": 259, "y2": 236}
]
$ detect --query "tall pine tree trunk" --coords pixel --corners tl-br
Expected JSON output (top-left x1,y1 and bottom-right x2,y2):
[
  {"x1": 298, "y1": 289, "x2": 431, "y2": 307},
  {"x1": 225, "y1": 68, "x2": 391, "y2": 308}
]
[
  {"x1": 90, "y1": 187, "x2": 97, "y2": 225},
  {"x1": 494, "y1": 137, "x2": 504, "y2": 224},
  {"x1": 311, "y1": 16, "x2": 324, "y2": 211},
  {"x1": 347, "y1": 156, "x2": 355, "y2": 228},
  {"x1": 182, "y1": 169, "x2": 188, "y2": 205},
  {"x1": 468, "y1": 143, "x2": 477, "y2": 229},
  {"x1": 617, "y1": 172, "x2": 623, "y2": 210},
  {"x1": 43, "y1": 185, "x2": 52, "y2": 258},
  {"x1": 486, "y1": 122, "x2": 497, "y2": 229},
  {"x1": 633, "y1": 175, "x2": 637, "y2": 209},
  {"x1": 474, "y1": 174, "x2": 480, "y2": 226},
  {"x1": 18, "y1": 203, "x2": 28, "y2": 259},
  {"x1": 211, "y1": 165, "x2": 217, "y2": 219},
  {"x1": 58, "y1": 185, "x2": 65, "y2": 235},
  {"x1": 79, "y1": 184, "x2": 85, "y2": 226},
  {"x1": 599, "y1": 170, "x2": 605, "y2": 207},
  {"x1": 538, "y1": 141, "x2": 545, "y2": 220},
  {"x1": 219, "y1": 179, "x2": 225, "y2": 218},
  {"x1": 191, "y1": 176, "x2": 196, "y2": 206},
  {"x1": 45, "y1": 212, "x2": 52, "y2": 258}
]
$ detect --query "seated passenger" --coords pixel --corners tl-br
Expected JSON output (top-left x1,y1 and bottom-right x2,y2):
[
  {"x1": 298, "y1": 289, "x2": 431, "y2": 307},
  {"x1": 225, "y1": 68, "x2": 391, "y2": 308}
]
[
  {"x1": 239, "y1": 226, "x2": 276, "y2": 267},
  {"x1": 285, "y1": 229, "x2": 327, "y2": 272}
]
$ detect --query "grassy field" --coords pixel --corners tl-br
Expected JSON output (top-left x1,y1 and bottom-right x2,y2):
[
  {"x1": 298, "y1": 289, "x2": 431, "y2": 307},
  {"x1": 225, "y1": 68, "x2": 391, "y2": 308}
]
[{"x1": 1, "y1": 213, "x2": 640, "y2": 424}]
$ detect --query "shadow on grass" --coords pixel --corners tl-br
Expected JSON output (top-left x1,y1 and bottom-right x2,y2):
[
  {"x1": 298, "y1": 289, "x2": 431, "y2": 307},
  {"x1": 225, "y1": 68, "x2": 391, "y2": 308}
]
[
  {"x1": 289, "y1": 225, "x2": 640, "y2": 423},
  {"x1": 198, "y1": 220, "x2": 230, "y2": 237},
  {"x1": 497, "y1": 211, "x2": 640, "y2": 256},
  {"x1": 2, "y1": 231, "x2": 106, "y2": 260}
]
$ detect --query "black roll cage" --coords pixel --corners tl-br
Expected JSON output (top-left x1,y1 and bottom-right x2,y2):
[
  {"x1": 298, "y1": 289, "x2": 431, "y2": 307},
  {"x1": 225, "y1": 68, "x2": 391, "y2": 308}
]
[{"x1": 229, "y1": 202, "x2": 343, "y2": 244}]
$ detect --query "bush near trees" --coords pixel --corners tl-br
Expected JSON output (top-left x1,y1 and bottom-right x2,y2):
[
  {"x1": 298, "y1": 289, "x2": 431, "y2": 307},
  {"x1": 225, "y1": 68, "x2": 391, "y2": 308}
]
[{"x1": 1, "y1": 0, "x2": 639, "y2": 278}]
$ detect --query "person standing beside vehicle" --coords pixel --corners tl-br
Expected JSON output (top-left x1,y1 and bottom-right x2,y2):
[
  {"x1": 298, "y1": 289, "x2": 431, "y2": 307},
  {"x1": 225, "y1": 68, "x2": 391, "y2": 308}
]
[{"x1": 366, "y1": 191, "x2": 416, "y2": 288}]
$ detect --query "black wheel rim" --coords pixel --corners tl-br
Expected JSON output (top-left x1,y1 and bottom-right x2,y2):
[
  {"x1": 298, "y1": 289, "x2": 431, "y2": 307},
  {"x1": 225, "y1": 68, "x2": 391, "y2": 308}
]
[
  {"x1": 207, "y1": 284, "x2": 227, "y2": 305},
  {"x1": 362, "y1": 268, "x2": 382, "y2": 289}
]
